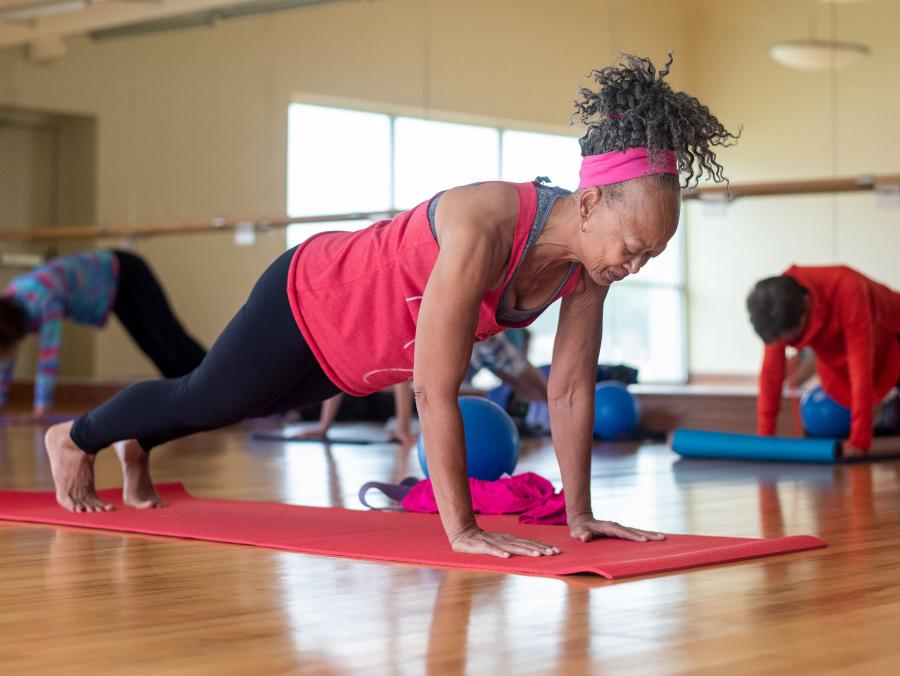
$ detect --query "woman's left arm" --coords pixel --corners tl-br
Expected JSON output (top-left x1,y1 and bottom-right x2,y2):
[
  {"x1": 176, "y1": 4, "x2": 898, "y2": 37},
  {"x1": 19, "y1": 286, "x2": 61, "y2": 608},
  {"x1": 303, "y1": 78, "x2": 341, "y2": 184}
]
[{"x1": 549, "y1": 280, "x2": 665, "y2": 544}]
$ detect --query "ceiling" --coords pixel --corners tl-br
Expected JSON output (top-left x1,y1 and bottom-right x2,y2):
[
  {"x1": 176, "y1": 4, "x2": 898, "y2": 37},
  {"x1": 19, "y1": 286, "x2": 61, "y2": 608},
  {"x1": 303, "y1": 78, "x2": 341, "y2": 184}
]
[{"x1": 0, "y1": 0, "x2": 353, "y2": 58}]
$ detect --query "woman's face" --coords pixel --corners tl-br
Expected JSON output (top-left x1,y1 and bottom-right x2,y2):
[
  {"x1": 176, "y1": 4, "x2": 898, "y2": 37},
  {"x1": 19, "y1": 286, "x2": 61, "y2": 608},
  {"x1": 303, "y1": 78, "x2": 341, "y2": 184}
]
[{"x1": 577, "y1": 181, "x2": 680, "y2": 287}]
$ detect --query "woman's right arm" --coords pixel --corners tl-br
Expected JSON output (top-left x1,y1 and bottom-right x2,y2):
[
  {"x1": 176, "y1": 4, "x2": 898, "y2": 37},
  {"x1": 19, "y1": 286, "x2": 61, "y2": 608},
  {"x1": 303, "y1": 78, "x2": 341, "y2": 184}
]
[{"x1": 413, "y1": 186, "x2": 558, "y2": 558}]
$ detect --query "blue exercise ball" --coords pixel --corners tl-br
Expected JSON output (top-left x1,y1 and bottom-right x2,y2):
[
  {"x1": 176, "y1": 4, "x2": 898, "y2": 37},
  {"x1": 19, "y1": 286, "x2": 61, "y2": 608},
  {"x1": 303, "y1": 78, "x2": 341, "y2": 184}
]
[
  {"x1": 801, "y1": 386, "x2": 850, "y2": 438},
  {"x1": 418, "y1": 396, "x2": 520, "y2": 480},
  {"x1": 593, "y1": 380, "x2": 640, "y2": 440}
]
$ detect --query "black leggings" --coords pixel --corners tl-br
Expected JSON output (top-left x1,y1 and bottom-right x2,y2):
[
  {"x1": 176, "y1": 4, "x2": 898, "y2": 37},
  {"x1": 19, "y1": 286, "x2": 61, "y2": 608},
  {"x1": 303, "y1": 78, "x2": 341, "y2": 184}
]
[
  {"x1": 113, "y1": 251, "x2": 207, "y2": 378},
  {"x1": 71, "y1": 247, "x2": 340, "y2": 453}
]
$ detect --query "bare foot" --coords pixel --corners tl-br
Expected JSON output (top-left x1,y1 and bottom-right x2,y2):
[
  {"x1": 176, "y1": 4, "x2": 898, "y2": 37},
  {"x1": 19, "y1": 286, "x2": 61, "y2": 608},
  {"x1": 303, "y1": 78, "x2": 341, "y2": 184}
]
[
  {"x1": 44, "y1": 421, "x2": 112, "y2": 513},
  {"x1": 115, "y1": 440, "x2": 166, "y2": 509}
]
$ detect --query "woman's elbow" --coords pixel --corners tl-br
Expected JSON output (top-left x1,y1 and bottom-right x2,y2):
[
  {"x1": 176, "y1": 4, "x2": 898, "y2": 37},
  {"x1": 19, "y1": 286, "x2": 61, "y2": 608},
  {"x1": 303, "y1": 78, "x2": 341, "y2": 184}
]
[
  {"x1": 547, "y1": 385, "x2": 592, "y2": 409},
  {"x1": 412, "y1": 381, "x2": 459, "y2": 412}
]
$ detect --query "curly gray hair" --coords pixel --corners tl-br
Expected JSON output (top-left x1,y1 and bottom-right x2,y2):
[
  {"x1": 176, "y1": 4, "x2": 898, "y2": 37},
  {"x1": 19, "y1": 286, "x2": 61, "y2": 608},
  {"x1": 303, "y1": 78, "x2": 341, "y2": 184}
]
[{"x1": 574, "y1": 53, "x2": 739, "y2": 188}]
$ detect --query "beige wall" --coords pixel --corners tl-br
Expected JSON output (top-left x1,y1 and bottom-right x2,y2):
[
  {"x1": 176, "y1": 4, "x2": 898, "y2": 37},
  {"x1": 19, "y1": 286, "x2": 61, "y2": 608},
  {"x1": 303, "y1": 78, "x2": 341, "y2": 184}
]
[
  {"x1": 0, "y1": 0, "x2": 694, "y2": 379},
  {"x1": 56, "y1": 116, "x2": 100, "y2": 378},
  {"x1": 684, "y1": 0, "x2": 900, "y2": 375},
  {"x1": 0, "y1": 51, "x2": 13, "y2": 101}
]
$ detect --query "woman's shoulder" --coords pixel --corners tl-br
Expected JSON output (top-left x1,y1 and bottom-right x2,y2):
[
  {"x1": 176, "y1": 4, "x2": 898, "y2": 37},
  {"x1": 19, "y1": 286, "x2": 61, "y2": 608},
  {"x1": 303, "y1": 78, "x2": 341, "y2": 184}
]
[{"x1": 436, "y1": 181, "x2": 521, "y2": 233}]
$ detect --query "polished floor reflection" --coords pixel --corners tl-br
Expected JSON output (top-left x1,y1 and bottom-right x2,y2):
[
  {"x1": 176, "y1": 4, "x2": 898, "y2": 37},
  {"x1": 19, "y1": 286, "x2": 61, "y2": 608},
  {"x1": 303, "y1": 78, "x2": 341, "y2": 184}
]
[{"x1": 1, "y1": 418, "x2": 899, "y2": 674}]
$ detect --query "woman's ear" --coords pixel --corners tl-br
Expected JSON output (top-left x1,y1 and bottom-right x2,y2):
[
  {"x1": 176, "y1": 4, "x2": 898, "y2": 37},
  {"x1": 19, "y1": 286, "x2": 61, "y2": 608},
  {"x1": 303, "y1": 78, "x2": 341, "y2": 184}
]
[{"x1": 579, "y1": 188, "x2": 602, "y2": 232}]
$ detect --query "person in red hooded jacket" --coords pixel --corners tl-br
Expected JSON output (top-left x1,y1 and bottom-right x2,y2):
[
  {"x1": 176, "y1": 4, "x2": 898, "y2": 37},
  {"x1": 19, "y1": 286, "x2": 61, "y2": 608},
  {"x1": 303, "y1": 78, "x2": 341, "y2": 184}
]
[{"x1": 747, "y1": 265, "x2": 900, "y2": 455}]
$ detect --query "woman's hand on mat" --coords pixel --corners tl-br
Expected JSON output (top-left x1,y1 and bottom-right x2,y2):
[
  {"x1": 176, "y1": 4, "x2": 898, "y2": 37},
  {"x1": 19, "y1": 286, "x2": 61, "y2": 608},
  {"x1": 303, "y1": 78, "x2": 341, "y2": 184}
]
[
  {"x1": 450, "y1": 525, "x2": 560, "y2": 558},
  {"x1": 569, "y1": 514, "x2": 665, "y2": 543}
]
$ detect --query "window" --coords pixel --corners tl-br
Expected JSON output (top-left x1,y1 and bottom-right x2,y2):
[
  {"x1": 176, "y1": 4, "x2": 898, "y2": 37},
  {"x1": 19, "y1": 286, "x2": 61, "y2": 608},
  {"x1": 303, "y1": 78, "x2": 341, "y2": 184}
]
[
  {"x1": 394, "y1": 117, "x2": 500, "y2": 209},
  {"x1": 500, "y1": 129, "x2": 581, "y2": 189},
  {"x1": 286, "y1": 103, "x2": 687, "y2": 383},
  {"x1": 286, "y1": 105, "x2": 391, "y2": 217}
]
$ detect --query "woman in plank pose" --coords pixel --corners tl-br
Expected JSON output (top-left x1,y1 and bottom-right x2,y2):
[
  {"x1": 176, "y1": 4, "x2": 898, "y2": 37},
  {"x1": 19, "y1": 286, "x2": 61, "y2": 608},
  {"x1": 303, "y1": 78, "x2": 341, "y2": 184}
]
[{"x1": 45, "y1": 54, "x2": 737, "y2": 558}]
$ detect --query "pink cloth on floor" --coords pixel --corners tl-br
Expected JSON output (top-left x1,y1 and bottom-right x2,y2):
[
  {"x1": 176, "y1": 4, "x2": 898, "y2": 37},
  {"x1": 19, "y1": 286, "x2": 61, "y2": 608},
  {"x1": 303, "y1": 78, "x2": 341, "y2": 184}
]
[{"x1": 401, "y1": 472, "x2": 568, "y2": 525}]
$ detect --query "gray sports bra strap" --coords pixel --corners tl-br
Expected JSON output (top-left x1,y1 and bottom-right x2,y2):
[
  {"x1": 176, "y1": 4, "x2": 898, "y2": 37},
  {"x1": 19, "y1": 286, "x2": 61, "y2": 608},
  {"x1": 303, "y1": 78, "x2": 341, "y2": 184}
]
[
  {"x1": 427, "y1": 193, "x2": 443, "y2": 242},
  {"x1": 496, "y1": 184, "x2": 575, "y2": 324}
]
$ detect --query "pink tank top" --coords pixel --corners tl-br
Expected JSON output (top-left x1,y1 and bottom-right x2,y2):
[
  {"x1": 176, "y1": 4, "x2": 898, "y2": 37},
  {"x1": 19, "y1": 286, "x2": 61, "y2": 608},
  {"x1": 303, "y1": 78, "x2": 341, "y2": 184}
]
[{"x1": 287, "y1": 181, "x2": 581, "y2": 396}]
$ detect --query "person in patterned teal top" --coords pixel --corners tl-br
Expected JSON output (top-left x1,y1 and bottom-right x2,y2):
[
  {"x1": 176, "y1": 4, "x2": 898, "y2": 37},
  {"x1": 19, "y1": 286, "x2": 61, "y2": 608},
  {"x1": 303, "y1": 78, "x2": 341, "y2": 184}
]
[{"x1": 0, "y1": 250, "x2": 206, "y2": 418}]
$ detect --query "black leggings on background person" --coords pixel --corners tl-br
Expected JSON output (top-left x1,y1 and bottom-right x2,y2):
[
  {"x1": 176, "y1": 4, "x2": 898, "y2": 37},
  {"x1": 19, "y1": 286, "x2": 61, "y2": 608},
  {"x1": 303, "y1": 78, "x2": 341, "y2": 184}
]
[{"x1": 113, "y1": 250, "x2": 207, "y2": 378}]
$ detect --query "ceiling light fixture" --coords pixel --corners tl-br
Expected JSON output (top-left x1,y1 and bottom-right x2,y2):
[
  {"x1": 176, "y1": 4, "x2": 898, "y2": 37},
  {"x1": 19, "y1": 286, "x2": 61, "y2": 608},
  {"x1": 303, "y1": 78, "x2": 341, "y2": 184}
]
[{"x1": 769, "y1": 39, "x2": 869, "y2": 71}]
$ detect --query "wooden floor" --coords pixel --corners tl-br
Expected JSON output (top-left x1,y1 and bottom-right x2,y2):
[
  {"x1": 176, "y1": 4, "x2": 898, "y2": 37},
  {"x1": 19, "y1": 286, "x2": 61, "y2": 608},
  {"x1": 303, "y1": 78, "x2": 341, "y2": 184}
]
[{"x1": 1, "y1": 415, "x2": 899, "y2": 675}]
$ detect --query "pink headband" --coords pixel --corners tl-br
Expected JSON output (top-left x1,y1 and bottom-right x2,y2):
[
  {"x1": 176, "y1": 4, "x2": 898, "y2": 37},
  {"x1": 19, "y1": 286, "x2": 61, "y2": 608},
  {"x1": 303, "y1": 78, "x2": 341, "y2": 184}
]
[{"x1": 578, "y1": 147, "x2": 678, "y2": 190}]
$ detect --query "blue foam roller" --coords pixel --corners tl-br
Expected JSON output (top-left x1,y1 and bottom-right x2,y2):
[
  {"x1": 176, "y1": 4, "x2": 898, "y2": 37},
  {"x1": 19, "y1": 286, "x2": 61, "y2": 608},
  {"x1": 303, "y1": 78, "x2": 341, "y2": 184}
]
[{"x1": 672, "y1": 429, "x2": 840, "y2": 463}]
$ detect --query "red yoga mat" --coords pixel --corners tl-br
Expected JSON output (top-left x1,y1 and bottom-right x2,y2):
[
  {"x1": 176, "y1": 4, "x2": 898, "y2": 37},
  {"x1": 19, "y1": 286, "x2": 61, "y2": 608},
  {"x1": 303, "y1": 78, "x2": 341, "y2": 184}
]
[{"x1": 0, "y1": 483, "x2": 826, "y2": 579}]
